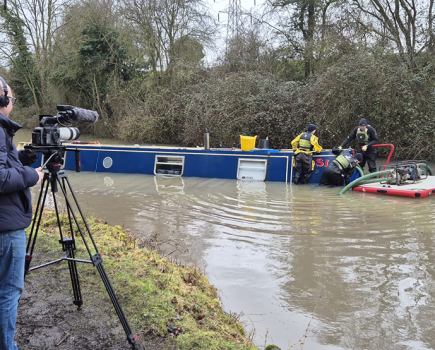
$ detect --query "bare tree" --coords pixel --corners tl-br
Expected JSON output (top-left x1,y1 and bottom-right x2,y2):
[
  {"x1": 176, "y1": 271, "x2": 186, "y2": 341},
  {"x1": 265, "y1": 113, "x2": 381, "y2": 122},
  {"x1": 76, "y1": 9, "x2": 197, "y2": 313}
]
[
  {"x1": 265, "y1": 0, "x2": 340, "y2": 77},
  {"x1": 2, "y1": 0, "x2": 70, "y2": 106},
  {"x1": 347, "y1": 0, "x2": 435, "y2": 66},
  {"x1": 429, "y1": 0, "x2": 435, "y2": 53},
  {"x1": 121, "y1": 0, "x2": 216, "y2": 74}
]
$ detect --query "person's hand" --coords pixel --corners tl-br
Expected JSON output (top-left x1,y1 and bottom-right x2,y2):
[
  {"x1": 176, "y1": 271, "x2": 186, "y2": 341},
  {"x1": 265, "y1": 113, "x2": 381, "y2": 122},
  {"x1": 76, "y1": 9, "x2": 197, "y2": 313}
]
[
  {"x1": 35, "y1": 167, "x2": 44, "y2": 184},
  {"x1": 362, "y1": 145, "x2": 367, "y2": 152},
  {"x1": 338, "y1": 146, "x2": 342, "y2": 150}
]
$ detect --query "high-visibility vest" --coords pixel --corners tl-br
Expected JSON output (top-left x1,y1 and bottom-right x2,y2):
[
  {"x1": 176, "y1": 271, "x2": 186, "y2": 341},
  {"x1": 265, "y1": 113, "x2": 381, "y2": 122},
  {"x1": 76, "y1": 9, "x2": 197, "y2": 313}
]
[
  {"x1": 297, "y1": 132, "x2": 313, "y2": 151},
  {"x1": 357, "y1": 128, "x2": 369, "y2": 145},
  {"x1": 333, "y1": 154, "x2": 352, "y2": 171}
]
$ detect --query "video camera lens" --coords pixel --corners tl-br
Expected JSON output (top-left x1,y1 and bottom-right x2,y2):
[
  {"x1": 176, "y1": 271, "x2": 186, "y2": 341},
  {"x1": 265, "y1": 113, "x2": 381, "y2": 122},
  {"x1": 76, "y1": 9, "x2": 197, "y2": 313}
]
[{"x1": 58, "y1": 127, "x2": 80, "y2": 142}]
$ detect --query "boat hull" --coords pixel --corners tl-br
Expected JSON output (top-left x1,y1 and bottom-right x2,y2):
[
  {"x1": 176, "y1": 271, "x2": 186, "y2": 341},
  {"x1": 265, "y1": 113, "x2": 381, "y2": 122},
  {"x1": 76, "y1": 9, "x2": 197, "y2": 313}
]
[{"x1": 41, "y1": 144, "x2": 341, "y2": 183}]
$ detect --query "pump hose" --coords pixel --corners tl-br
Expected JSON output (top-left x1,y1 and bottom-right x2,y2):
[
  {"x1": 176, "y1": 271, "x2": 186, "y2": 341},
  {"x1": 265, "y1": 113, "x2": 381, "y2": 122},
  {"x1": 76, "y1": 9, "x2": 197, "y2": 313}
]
[
  {"x1": 356, "y1": 165, "x2": 364, "y2": 177},
  {"x1": 357, "y1": 178, "x2": 386, "y2": 185},
  {"x1": 339, "y1": 170, "x2": 389, "y2": 195},
  {"x1": 418, "y1": 163, "x2": 434, "y2": 176}
]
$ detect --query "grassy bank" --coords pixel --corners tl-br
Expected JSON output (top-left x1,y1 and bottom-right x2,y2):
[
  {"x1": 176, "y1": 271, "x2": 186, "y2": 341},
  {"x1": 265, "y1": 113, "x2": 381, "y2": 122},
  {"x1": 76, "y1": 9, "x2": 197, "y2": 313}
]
[{"x1": 21, "y1": 211, "x2": 259, "y2": 350}]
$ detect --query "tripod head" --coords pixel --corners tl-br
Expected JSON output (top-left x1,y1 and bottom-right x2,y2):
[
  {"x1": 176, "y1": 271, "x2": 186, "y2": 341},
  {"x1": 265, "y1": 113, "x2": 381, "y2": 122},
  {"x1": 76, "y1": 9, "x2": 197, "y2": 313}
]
[{"x1": 25, "y1": 144, "x2": 66, "y2": 172}]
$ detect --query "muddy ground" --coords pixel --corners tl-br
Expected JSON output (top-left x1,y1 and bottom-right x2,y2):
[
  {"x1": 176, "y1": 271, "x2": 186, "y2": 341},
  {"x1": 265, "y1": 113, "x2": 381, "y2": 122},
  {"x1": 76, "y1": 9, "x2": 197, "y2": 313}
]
[{"x1": 15, "y1": 258, "x2": 167, "y2": 349}]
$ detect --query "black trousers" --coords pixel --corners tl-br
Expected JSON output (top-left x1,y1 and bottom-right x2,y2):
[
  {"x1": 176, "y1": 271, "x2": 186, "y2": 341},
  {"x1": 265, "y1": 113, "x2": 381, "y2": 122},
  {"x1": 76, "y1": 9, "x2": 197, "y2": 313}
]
[
  {"x1": 293, "y1": 153, "x2": 313, "y2": 184},
  {"x1": 319, "y1": 163, "x2": 345, "y2": 186},
  {"x1": 360, "y1": 148, "x2": 377, "y2": 173}
]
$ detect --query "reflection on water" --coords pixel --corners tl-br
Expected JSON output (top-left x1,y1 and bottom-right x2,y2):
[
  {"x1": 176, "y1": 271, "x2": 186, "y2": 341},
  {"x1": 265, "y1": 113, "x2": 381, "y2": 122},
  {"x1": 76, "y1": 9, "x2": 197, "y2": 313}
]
[
  {"x1": 154, "y1": 176, "x2": 185, "y2": 194},
  {"x1": 27, "y1": 170, "x2": 435, "y2": 350}
]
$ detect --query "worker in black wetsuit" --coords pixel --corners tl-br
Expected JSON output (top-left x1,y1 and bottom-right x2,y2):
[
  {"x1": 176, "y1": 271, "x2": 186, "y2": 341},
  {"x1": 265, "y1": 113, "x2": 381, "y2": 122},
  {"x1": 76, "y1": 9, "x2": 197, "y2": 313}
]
[
  {"x1": 339, "y1": 118, "x2": 378, "y2": 173},
  {"x1": 320, "y1": 151, "x2": 363, "y2": 186}
]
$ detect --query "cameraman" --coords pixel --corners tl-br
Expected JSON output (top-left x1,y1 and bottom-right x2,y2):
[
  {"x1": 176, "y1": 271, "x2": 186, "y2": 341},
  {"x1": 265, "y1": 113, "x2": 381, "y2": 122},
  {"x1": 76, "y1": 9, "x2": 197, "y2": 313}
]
[{"x1": 0, "y1": 76, "x2": 43, "y2": 349}]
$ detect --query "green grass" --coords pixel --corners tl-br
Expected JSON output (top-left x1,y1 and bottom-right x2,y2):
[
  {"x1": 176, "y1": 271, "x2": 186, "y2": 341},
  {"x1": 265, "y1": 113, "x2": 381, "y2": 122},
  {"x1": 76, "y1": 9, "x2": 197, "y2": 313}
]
[{"x1": 31, "y1": 211, "x2": 258, "y2": 350}]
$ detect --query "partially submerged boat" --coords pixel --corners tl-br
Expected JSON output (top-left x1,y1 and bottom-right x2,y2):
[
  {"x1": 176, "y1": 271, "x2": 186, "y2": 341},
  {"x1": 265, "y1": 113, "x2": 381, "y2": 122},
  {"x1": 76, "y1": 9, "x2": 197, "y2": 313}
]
[
  {"x1": 29, "y1": 139, "x2": 435, "y2": 197},
  {"x1": 55, "y1": 142, "x2": 339, "y2": 183}
]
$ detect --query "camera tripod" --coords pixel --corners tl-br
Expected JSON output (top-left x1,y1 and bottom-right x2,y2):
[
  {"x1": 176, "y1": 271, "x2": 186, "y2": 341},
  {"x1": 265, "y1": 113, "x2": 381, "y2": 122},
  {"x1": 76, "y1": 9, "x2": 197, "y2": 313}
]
[{"x1": 25, "y1": 161, "x2": 138, "y2": 349}]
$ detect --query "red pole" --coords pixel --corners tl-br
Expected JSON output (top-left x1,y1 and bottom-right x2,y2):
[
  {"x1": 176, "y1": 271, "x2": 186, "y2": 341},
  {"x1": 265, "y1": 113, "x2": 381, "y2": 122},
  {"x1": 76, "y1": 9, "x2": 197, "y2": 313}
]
[
  {"x1": 372, "y1": 144, "x2": 395, "y2": 166},
  {"x1": 350, "y1": 144, "x2": 394, "y2": 180}
]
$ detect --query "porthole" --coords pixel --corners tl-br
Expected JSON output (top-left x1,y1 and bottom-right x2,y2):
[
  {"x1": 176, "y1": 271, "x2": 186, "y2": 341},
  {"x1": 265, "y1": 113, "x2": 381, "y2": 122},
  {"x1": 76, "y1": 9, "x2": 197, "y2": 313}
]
[{"x1": 103, "y1": 157, "x2": 113, "y2": 169}]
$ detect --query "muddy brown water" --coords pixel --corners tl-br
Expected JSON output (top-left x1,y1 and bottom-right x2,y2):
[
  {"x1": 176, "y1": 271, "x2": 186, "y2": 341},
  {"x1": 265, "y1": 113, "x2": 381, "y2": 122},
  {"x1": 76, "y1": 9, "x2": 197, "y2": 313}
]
[{"x1": 16, "y1": 130, "x2": 435, "y2": 350}]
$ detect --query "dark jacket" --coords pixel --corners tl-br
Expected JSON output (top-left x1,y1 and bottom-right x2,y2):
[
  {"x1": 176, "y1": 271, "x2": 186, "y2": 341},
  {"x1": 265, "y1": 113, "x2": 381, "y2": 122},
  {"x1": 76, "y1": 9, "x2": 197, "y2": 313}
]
[
  {"x1": 320, "y1": 152, "x2": 358, "y2": 186},
  {"x1": 340, "y1": 125, "x2": 378, "y2": 150},
  {"x1": 0, "y1": 113, "x2": 39, "y2": 232}
]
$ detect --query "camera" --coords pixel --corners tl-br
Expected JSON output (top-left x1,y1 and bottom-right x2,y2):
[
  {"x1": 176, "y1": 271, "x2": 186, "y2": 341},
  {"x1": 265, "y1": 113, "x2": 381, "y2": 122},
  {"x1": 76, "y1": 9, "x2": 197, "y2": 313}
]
[
  {"x1": 26, "y1": 105, "x2": 98, "y2": 172},
  {"x1": 32, "y1": 105, "x2": 81, "y2": 147}
]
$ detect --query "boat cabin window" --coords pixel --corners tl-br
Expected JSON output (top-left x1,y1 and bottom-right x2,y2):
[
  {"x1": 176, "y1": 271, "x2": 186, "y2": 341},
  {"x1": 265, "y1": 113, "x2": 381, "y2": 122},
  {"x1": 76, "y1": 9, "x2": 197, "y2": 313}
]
[
  {"x1": 154, "y1": 155, "x2": 185, "y2": 176},
  {"x1": 237, "y1": 158, "x2": 268, "y2": 181}
]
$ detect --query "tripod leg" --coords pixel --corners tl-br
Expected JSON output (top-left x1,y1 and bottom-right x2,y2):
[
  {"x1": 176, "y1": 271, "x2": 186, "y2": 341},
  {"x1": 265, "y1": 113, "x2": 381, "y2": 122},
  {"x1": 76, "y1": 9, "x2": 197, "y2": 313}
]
[
  {"x1": 68, "y1": 254, "x2": 83, "y2": 308},
  {"x1": 57, "y1": 172, "x2": 138, "y2": 349},
  {"x1": 93, "y1": 254, "x2": 138, "y2": 347},
  {"x1": 25, "y1": 173, "x2": 51, "y2": 276},
  {"x1": 62, "y1": 239, "x2": 83, "y2": 308},
  {"x1": 25, "y1": 158, "x2": 137, "y2": 348},
  {"x1": 50, "y1": 177, "x2": 84, "y2": 308}
]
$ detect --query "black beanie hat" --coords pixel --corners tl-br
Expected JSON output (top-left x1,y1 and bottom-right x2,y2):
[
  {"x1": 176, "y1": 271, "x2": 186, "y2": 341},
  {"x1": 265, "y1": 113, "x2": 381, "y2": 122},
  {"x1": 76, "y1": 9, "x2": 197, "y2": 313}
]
[
  {"x1": 355, "y1": 153, "x2": 363, "y2": 162},
  {"x1": 307, "y1": 124, "x2": 317, "y2": 132},
  {"x1": 359, "y1": 118, "x2": 367, "y2": 126}
]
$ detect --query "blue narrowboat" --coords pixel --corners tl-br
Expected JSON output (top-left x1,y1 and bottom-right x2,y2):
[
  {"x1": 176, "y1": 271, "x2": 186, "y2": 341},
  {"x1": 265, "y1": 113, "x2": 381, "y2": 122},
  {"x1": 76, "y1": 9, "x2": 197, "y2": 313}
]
[{"x1": 48, "y1": 143, "x2": 342, "y2": 184}]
